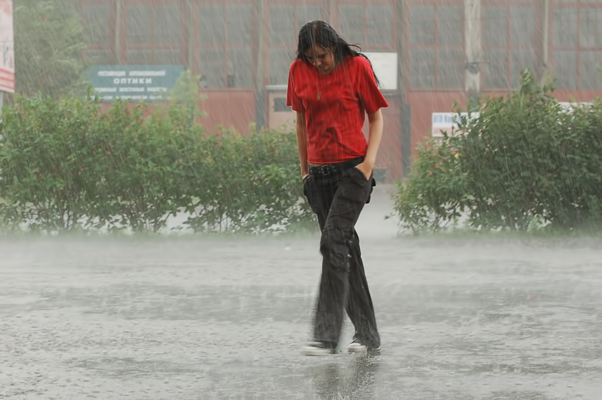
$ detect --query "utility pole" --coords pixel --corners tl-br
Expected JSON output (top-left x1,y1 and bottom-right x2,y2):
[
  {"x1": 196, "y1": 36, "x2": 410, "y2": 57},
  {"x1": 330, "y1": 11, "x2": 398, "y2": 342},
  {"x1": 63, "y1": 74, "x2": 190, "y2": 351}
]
[
  {"x1": 115, "y1": 0, "x2": 122, "y2": 64},
  {"x1": 254, "y1": 0, "x2": 265, "y2": 131},
  {"x1": 186, "y1": 0, "x2": 193, "y2": 71},
  {"x1": 464, "y1": 0, "x2": 481, "y2": 108},
  {"x1": 541, "y1": 0, "x2": 550, "y2": 87},
  {"x1": 397, "y1": 0, "x2": 411, "y2": 178}
]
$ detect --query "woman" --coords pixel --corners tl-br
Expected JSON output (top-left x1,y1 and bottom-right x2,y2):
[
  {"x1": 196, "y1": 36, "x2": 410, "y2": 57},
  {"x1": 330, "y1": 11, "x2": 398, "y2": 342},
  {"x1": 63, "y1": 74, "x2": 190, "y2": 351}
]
[{"x1": 286, "y1": 20, "x2": 388, "y2": 356}]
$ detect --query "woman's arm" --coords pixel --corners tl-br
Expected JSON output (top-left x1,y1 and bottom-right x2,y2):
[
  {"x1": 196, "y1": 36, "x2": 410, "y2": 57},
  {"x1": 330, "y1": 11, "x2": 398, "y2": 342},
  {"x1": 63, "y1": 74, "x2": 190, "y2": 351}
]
[
  {"x1": 295, "y1": 111, "x2": 309, "y2": 178},
  {"x1": 356, "y1": 109, "x2": 384, "y2": 179}
]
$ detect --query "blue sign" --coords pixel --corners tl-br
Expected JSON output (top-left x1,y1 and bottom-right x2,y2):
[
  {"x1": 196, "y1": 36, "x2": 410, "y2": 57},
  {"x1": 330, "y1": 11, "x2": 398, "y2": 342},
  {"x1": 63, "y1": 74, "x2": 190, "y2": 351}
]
[{"x1": 86, "y1": 65, "x2": 185, "y2": 102}]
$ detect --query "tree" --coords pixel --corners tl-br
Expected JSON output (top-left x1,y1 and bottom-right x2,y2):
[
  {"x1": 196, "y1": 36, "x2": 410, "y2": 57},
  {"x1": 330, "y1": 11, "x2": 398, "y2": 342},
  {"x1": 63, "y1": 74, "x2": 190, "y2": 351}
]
[
  {"x1": 13, "y1": 0, "x2": 86, "y2": 99},
  {"x1": 166, "y1": 70, "x2": 207, "y2": 129}
]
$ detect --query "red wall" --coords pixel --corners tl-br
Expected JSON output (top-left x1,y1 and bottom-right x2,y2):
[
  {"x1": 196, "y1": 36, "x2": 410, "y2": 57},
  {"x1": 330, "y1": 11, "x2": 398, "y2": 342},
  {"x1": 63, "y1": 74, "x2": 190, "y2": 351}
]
[
  {"x1": 406, "y1": 91, "x2": 468, "y2": 159},
  {"x1": 549, "y1": 90, "x2": 601, "y2": 104},
  {"x1": 97, "y1": 91, "x2": 256, "y2": 138},
  {"x1": 199, "y1": 90, "x2": 256, "y2": 135},
  {"x1": 378, "y1": 97, "x2": 403, "y2": 181}
]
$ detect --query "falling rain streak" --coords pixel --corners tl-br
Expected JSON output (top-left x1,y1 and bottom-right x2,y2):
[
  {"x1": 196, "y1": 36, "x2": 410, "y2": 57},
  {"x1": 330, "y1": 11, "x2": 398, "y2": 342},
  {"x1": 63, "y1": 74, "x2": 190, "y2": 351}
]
[{"x1": 1, "y1": 0, "x2": 602, "y2": 399}]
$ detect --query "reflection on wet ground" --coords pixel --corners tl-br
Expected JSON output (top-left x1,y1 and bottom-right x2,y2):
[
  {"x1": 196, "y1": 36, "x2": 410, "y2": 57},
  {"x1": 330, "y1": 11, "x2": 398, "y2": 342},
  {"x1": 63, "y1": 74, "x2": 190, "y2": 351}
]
[{"x1": 1, "y1": 236, "x2": 602, "y2": 399}]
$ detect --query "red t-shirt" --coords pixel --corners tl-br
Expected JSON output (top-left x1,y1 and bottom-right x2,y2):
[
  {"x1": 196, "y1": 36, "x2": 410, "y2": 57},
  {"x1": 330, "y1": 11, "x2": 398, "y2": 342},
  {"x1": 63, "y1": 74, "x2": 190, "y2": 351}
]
[{"x1": 286, "y1": 55, "x2": 389, "y2": 164}]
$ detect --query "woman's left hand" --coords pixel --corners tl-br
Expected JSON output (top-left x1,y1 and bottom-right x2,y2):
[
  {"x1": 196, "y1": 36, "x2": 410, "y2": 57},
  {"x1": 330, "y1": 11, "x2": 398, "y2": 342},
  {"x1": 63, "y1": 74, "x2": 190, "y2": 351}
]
[{"x1": 354, "y1": 162, "x2": 373, "y2": 180}]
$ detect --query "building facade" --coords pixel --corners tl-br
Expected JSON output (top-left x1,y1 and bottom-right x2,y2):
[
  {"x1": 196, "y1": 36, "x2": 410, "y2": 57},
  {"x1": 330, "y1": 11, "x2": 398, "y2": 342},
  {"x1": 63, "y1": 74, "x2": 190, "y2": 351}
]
[{"x1": 79, "y1": 0, "x2": 602, "y2": 182}]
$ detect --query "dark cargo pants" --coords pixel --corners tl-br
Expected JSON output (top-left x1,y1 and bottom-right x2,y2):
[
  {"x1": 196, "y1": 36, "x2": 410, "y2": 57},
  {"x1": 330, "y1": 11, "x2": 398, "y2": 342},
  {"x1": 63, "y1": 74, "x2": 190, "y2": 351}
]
[{"x1": 303, "y1": 158, "x2": 380, "y2": 349}]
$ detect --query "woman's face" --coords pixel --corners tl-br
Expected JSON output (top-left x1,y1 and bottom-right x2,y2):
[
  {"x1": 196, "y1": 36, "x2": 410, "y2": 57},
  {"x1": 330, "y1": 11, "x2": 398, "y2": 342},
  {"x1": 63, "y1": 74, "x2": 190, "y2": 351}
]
[{"x1": 304, "y1": 45, "x2": 336, "y2": 75}]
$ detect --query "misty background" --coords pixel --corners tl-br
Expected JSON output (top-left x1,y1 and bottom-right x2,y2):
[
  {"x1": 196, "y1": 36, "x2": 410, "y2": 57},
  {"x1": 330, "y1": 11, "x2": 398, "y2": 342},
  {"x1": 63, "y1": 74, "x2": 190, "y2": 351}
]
[
  {"x1": 12, "y1": 0, "x2": 601, "y2": 183},
  {"x1": 2, "y1": 2, "x2": 602, "y2": 399}
]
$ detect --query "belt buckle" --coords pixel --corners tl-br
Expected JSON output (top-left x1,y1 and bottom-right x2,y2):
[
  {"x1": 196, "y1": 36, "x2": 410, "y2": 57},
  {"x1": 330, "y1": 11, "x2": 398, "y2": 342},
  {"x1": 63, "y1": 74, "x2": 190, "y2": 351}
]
[
  {"x1": 310, "y1": 164, "x2": 337, "y2": 176},
  {"x1": 324, "y1": 165, "x2": 336, "y2": 175}
]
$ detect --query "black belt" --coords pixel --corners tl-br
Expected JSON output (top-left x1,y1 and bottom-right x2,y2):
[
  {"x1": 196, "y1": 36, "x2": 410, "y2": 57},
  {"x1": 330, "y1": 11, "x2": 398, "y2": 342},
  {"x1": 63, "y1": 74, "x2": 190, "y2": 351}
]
[{"x1": 308, "y1": 157, "x2": 364, "y2": 176}]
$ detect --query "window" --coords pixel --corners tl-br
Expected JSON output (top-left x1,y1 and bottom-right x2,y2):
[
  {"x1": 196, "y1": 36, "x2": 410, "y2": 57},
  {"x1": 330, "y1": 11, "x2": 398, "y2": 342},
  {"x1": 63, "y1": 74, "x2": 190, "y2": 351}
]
[
  {"x1": 267, "y1": 2, "x2": 395, "y2": 86},
  {"x1": 270, "y1": 49, "x2": 294, "y2": 86},
  {"x1": 408, "y1": 2, "x2": 464, "y2": 89},
  {"x1": 273, "y1": 97, "x2": 289, "y2": 112},
  {"x1": 196, "y1": 4, "x2": 253, "y2": 88},
  {"x1": 552, "y1": 2, "x2": 602, "y2": 89},
  {"x1": 340, "y1": 5, "x2": 364, "y2": 45},
  {"x1": 268, "y1": 4, "x2": 323, "y2": 85},
  {"x1": 125, "y1": 3, "x2": 182, "y2": 65},
  {"x1": 481, "y1": 1, "x2": 540, "y2": 90},
  {"x1": 81, "y1": 3, "x2": 112, "y2": 64},
  {"x1": 338, "y1": 4, "x2": 393, "y2": 48}
]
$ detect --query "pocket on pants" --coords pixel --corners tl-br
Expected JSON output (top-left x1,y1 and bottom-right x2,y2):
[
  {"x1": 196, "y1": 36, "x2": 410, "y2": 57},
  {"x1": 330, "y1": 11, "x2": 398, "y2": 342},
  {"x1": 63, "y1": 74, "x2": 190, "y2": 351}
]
[
  {"x1": 366, "y1": 177, "x2": 376, "y2": 204},
  {"x1": 302, "y1": 175, "x2": 318, "y2": 213},
  {"x1": 302, "y1": 175, "x2": 312, "y2": 197},
  {"x1": 350, "y1": 166, "x2": 371, "y2": 183},
  {"x1": 347, "y1": 167, "x2": 375, "y2": 204}
]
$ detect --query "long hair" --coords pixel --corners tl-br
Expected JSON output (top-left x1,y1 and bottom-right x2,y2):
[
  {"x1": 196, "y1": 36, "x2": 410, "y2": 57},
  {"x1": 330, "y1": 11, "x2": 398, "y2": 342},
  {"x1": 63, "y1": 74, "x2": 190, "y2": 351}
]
[{"x1": 296, "y1": 20, "x2": 380, "y2": 86}]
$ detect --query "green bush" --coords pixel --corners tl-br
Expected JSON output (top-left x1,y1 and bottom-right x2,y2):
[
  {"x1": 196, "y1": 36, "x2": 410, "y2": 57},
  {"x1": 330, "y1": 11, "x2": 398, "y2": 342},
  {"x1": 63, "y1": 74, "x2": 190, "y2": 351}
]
[
  {"x1": 0, "y1": 94, "x2": 314, "y2": 234},
  {"x1": 180, "y1": 127, "x2": 312, "y2": 233},
  {"x1": 393, "y1": 138, "x2": 467, "y2": 234},
  {"x1": 394, "y1": 71, "x2": 602, "y2": 234}
]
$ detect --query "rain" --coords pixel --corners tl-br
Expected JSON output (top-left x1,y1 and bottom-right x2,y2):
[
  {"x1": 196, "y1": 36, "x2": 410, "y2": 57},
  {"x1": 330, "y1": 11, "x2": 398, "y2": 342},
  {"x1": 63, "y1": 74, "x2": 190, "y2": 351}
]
[{"x1": 1, "y1": 0, "x2": 602, "y2": 399}]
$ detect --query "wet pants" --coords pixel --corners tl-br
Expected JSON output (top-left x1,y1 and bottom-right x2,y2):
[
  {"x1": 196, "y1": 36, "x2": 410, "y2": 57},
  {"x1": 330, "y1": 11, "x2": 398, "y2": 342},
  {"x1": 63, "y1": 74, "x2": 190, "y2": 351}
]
[{"x1": 303, "y1": 158, "x2": 380, "y2": 349}]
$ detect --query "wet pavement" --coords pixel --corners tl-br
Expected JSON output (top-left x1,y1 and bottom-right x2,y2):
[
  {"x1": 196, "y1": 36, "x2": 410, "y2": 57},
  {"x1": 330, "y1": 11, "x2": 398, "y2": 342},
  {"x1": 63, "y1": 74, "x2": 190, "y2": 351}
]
[{"x1": 1, "y1": 188, "x2": 602, "y2": 399}]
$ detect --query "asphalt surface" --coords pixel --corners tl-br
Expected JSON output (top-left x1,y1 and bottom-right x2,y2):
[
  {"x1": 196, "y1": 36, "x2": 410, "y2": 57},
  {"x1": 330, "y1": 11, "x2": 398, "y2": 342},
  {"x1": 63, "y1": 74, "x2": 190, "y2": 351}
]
[{"x1": 1, "y1": 186, "x2": 602, "y2": 399}]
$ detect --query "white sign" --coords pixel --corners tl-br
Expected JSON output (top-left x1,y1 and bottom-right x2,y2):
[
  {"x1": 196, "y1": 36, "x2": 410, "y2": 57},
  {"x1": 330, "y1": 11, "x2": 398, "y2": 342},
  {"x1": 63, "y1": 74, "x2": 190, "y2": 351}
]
[
  {"x1": 0, "y1": 0, "x2": 14, "y2": 93},
  {"x1": 87, "y1": 65, "x2": 184, "y2": 102},
  {"x1": 363, "y1": 52, "x2": 398, "y2": 91},
  {"x1": 432, "y1": 112, "x2": 479, "y2": 138},
  {"x1": 558, "y1": 101, "x2": 591, "y2": 112}
]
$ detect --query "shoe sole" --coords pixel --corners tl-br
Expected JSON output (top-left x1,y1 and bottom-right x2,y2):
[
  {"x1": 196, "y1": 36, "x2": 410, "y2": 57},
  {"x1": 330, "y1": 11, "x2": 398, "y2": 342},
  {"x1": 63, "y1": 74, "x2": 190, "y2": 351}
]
[
  {"x1": 347, "y1": 343, "x2": 368, "y2": 353},
  {"x1": 302, "y1": 347, "x2": 335, "y2": 356}
]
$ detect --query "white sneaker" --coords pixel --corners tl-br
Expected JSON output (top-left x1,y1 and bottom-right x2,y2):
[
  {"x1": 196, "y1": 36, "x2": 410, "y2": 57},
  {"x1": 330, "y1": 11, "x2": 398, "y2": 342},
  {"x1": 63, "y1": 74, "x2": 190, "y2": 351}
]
[
  {"x1": 302, "y1": 342, "x2": 336, "y2": 356},
  {"x1": 347, "y1": 340, "x2": 368, "y2": 353}
]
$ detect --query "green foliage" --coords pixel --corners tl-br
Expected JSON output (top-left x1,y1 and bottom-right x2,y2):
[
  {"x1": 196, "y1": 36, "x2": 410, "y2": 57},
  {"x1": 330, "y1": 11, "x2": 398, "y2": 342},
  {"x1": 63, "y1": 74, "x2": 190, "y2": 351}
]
[
  {"x1": 394, "y1": 70, "x2": 602, "y2": 234},
  {"x1": 14, "y1": 0, "x2": 87, "y2": 98},
  {"x1": 180, "y1": 128, "x2": 312, "y2": 233},
  {"x1": 165, "y1": 70, "x2": 207, "y2": 129},
  {"x1": 393, "y1": 139, "x2": 467, "y2": 234},
  {"x1": 0, "y1": 95, "x2": 314, "y2": 234}
]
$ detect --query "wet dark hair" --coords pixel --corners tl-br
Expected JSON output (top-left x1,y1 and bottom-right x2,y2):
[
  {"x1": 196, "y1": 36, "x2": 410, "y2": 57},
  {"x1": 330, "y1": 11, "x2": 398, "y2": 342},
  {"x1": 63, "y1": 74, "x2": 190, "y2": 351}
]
[{"x1": 296, "y1": 20, "x2": 380, "y2": 86}]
